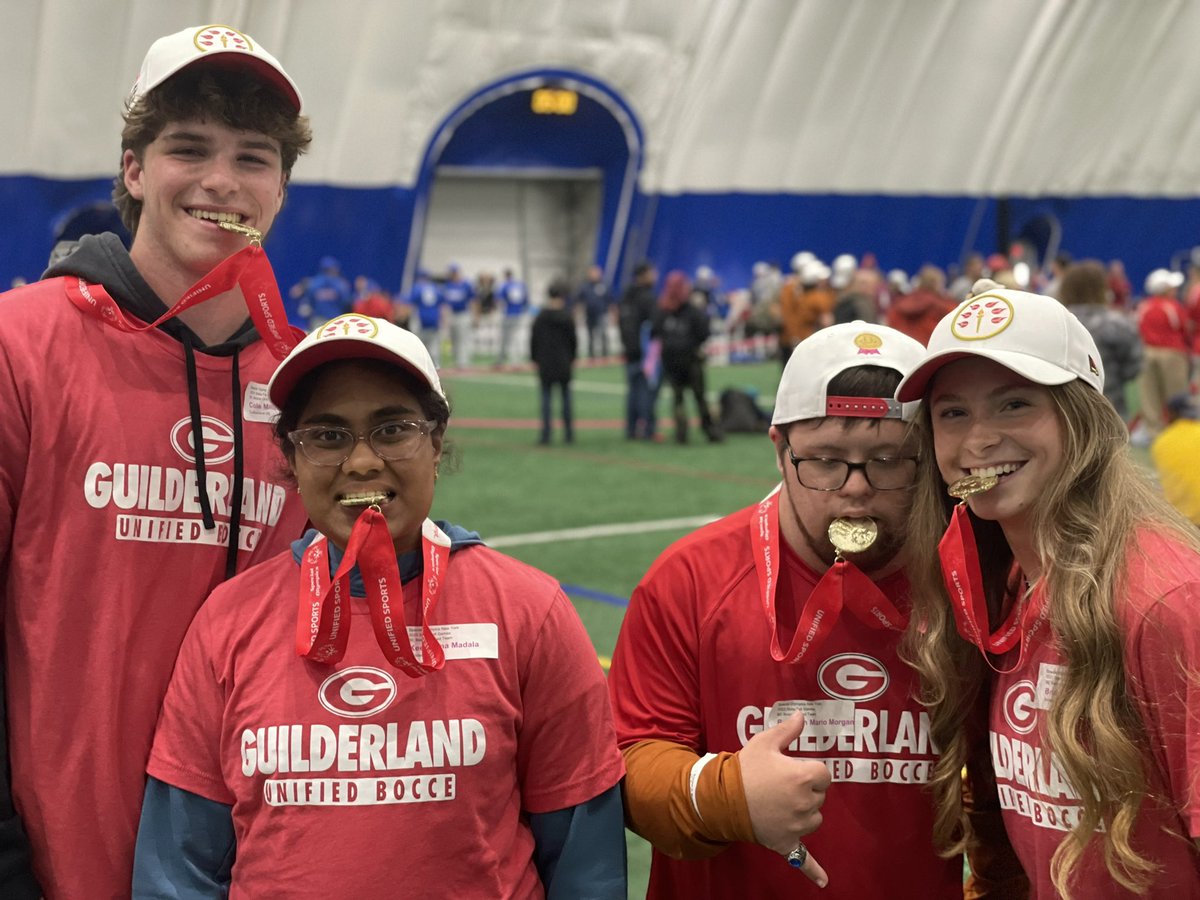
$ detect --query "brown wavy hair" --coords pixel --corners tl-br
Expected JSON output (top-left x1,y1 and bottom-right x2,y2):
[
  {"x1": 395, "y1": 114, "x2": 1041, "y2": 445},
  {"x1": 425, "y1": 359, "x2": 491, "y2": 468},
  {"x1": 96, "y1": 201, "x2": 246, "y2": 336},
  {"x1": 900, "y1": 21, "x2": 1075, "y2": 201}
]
[
  {"x1": 113, "y1": 66, "x2": 312, "y2": 236},
  {"x1": 902, "y1": 379, "x2": 1200, "y2": 896}
]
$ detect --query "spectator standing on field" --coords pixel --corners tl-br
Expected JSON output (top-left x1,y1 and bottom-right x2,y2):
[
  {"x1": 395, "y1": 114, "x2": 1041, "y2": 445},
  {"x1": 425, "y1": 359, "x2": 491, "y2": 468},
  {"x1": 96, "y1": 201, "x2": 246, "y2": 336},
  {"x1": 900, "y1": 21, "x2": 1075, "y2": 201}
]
[
  {"x1": 653, "y1": 271, "x2": 721, "y2": 444},
  {"x1": 1136, "y1": 268, "x2": 1190, "y2": 440},
  {"x1": 442, "y1": 263, "x2": 476, "y2": 368},
  {"x1": 496, "y1": 268, "x2": 529, "y2": 367},
  {"x1": 619, "y1": 261, "x2": 660, "y2": 440},
  {"x1": 530, "y1": 279, "x2": 578, "y2": 445},
  {"x1": 408, "y1": 268, "x2": 444, "y2": 368},
  {"x1": 574, "y1": 264, "x2": 615, "y2": 359}
]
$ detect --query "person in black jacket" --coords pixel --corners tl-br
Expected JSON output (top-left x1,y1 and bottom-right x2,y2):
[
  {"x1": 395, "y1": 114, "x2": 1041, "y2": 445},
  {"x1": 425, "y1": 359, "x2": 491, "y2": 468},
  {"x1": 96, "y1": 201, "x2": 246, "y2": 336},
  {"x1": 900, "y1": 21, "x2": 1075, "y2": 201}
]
[
  {"x1": 530, "y1": 279, "x2": 579, "y2": 444},
  {"x1": 654, "y1": 270, "x2": 723, "y2": 443},
  {"x1": 618, "y1": 261, "x2": 660, "y2": 440}
]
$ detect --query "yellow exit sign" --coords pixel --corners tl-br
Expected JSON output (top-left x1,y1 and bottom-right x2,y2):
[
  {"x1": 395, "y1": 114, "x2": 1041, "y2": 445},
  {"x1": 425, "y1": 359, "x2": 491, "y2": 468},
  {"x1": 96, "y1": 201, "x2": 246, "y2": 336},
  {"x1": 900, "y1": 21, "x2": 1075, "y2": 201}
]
[{"x1": 531, "y1": 88, "x2": 578, "y2": 115}]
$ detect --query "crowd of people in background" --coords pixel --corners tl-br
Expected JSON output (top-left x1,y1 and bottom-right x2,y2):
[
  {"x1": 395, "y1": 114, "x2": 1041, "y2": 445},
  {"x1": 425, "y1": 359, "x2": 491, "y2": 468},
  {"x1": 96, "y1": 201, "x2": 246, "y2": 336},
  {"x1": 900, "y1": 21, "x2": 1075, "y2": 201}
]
[{"x1": 282, "y1": 244, "x2": 1200, "y2": 483}]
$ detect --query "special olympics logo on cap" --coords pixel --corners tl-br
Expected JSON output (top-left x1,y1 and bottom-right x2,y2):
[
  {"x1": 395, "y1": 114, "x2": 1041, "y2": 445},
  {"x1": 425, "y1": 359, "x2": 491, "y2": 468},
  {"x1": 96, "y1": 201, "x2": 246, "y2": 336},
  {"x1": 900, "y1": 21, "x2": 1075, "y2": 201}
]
[
  {"x1": 194, "y1": 25, "x2": 253, "y2": 53},
  {"x1": 854, "y1": 332, "x2": 883, "y2": 356},
  {"x1": 952, "y1": 293, "x2": 1014, "y2": 341},
  {"x1": 318, "y1": 314, "x2": 379, "y2": 340}
]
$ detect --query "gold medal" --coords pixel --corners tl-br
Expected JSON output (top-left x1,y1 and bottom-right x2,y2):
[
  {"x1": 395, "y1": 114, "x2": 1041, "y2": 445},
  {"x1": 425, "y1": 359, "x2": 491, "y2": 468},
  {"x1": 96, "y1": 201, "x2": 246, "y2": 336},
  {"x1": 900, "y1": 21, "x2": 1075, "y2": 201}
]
[
  {"x1": 217, "y1": 220, "x2": 264, "y2": 246},
  {"x1": 338, "y1": 491, "x2": 391, "y2": 507},
  {"x1": 947, "y1": 474, "x2": 999, "y2": 500},
  {"x1": 827, "y1": 517, "x2": 878, "y2": 554}
]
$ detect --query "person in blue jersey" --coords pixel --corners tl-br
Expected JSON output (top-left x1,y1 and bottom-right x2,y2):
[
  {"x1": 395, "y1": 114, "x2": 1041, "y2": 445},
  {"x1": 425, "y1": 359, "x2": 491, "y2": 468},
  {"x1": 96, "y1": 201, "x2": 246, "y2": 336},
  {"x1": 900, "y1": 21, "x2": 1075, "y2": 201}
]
[
  {"x1": 442, "y1": 263, "x2": 477, "y2": 368},
  {"x1": 292, "y1": 255, "x2": 352, "y2": 330},
  {"x1": 574, "y1": 264, "x2": 616, "y2": 359},
  {"x1": 408, "y1": 268, "x2": 444, "y2": 368},
  {"x1": 496, "y1": 267, "x2": 530, "y2": 367}
]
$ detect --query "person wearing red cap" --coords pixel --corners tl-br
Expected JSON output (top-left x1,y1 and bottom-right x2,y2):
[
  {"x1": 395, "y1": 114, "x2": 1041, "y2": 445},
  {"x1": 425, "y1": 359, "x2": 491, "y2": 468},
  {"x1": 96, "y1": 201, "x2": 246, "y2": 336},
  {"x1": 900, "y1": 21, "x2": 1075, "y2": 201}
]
[
  {"x1": 0, "y1": 24, "x2": 312, "y2": 898},
  {"x1": 608, "y1": 323, "x2": 1018, "y2": 898},
  {"x1": 897, "y1": 288, "x2": 1200, "y2": 897},
  {"x1": 134, "y1": 314, "x2": 626, "y2": 897}
]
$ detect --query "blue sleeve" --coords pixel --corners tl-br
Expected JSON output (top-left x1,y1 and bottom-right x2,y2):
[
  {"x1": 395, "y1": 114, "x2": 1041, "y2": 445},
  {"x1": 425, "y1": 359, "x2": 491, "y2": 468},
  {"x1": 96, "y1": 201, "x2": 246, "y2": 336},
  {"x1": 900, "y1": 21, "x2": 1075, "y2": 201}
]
[
  {"x1": 132, "y1": 777, "x2": 236, "y2": 900},
  {"x1": 529, "y1": 784, "x2": 626, "y2": 900}
]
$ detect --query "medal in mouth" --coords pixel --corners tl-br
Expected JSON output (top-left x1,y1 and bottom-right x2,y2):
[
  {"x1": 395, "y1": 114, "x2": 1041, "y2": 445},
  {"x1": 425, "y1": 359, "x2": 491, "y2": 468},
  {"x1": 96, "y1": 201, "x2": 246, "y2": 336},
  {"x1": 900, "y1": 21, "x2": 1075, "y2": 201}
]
[
  {"x1": 947, "y1": 473, "x2": 999, "y2": 500},
  {"x1": 827, "y1": 517, "x2": 878, "y2": 556},
  {"x1": 217, "y1": 219, "x2": 264, "y2": 245},
  {"x1": 338, "y1": 490, "x2": 393, "y2": 508}
]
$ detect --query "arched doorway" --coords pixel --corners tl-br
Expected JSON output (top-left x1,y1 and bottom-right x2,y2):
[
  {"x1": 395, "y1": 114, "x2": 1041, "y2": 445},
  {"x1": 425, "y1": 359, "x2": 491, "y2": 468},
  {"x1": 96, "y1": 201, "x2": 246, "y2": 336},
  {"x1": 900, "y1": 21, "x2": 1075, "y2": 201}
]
[{"x1": 404, "y1": 69, "x2": 644, "y2": 308}]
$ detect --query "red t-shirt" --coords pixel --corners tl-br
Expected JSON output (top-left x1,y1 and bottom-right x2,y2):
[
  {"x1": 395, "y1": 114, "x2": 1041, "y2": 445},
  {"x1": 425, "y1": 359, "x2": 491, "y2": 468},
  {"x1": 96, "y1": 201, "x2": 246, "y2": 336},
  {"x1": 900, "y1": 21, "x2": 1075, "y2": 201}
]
[
  {"x1": 1137, "y1": 295, "x2": 1190, "y2": 351},
  {"x1": 990, "y1": 530, "x2": 1200, "y2": 897},
  {"x1": 608, "y1": 503, "x2": 962, "y2": 899},
  {"x1": 0, "y1": 280, "x2": 310, "y2": 899},
  {"x1": 148, "y1": 543, "x2": 624, "y2": 898}
]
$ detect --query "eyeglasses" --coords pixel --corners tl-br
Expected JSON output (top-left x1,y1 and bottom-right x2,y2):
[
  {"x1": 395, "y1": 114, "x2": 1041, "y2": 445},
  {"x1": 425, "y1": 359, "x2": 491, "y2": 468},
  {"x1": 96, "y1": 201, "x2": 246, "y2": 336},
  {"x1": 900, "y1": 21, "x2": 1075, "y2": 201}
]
[
  {"x1": 786, "y1": 448, "x2": 919, "y2": 491},
  {"x1": 288, "y1": 420, "x2": 436, "y2": 466}
]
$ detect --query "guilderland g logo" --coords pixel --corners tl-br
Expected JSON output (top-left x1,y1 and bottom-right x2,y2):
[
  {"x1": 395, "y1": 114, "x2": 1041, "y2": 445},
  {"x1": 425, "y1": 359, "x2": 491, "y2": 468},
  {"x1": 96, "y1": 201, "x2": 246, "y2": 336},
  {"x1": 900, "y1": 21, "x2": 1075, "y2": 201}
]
[
  {"x1": 169, "y1": 416, "x2": 236, "y2": 465},
  {"x1": 318, "y1": 667, "x2": 398, "y2": 719},
  {"x1": 1002, "y1": 680, "x2": 1038, "y2": 735},
  {"x1": 817, "y1": 653, "x2": 889, "y2": 702}
]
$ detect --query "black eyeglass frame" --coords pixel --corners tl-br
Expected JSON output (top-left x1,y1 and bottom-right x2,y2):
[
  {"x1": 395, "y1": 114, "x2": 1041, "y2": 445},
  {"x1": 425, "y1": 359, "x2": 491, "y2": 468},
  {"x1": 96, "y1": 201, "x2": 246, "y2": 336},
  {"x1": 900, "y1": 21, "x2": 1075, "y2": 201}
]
[
  {"x1": 288, "y1": 419, "x2": 437, "y2": 466},
  {"x1": 786, "y1": 447, "x2": 919, "y2": 492}
]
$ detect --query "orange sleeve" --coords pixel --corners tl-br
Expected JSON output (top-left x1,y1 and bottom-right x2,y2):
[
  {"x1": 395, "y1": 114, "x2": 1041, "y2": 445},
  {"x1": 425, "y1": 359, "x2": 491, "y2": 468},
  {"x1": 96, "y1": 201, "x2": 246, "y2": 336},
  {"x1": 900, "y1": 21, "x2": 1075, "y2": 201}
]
[{"x1": 621, "y1": 739, "x2": 757, "y2": 859}]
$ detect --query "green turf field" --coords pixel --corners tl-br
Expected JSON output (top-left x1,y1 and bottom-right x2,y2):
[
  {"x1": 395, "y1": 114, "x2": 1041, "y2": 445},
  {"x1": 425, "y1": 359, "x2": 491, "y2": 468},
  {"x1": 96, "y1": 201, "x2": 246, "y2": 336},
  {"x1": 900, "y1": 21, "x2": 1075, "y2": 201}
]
[
  {"x1": 431, "y1": 355, "x2": 783, "y2": 898},
  {"x1": 430, "y1": 352, "x2": 1152, "y2": 899}
]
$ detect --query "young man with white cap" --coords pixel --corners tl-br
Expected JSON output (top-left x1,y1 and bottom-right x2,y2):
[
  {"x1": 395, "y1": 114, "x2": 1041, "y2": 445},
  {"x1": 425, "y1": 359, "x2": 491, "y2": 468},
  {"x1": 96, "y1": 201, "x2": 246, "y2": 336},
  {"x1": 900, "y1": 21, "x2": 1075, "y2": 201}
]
[
  {"x1": 608, "y1": 323, "x2": 996, "y2": 898},
  {"x1": 0, "y1": 25, "x2": 311, "y2": 897}
]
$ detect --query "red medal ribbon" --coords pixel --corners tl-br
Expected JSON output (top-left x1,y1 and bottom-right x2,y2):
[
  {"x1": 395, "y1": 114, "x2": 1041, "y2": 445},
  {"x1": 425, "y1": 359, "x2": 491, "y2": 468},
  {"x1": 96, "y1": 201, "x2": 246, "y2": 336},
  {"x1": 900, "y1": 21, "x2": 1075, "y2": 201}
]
[
  {"x1": 65, "y1": 244, "x2": 298, "y2": 360},
  {"x1": 938, "y1": 503, "x2": 1048, "y2": 672},
  {"x1": 296, "y1": 511, "x2": 450, "y2": 677},
  {"x1": 750, "y1": 487, "x2": 908, "y2": 665}
]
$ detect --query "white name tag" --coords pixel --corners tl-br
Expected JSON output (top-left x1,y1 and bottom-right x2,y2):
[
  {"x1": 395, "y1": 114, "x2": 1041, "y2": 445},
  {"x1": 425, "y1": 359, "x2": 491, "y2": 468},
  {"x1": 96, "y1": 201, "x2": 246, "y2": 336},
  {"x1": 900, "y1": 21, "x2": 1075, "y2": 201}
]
[
  {"x1": 408, "y1": 623, "x2": 499, "y2": 660},
  {"x1": 767, "y1": 698, "x2": 856, "y2": 737},
  {"x1": 1034, "y1": 663, "x2": 1066, "y2": 709},
  {"x1": 243, "y1": 382, "x2": 280, "y2": 423}
]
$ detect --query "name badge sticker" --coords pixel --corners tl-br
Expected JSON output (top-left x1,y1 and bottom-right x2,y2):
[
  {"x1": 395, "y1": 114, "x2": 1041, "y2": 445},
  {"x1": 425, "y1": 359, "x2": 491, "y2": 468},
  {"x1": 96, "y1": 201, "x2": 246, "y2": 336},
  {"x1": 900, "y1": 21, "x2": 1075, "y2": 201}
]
[
  {"x1": 408, "y1": 623, "x2": 498, "y2": 661},
  {"x1": 243, "y1": 382, "x2": 280, "y2": 423},
  {"x1": 1034, "y1": 663, "x2": 1066, "y2": 709},
  {"x1": 768, "y1": 698, "x2": 856, "y2": 737}
]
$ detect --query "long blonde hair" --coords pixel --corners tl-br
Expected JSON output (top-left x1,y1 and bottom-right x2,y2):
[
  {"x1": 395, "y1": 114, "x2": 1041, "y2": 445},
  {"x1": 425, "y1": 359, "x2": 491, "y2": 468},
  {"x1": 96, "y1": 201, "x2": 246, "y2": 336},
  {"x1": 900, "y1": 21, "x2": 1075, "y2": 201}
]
[{"x1": 903, "y1": 379, "x2": 1200, "y2": 896}]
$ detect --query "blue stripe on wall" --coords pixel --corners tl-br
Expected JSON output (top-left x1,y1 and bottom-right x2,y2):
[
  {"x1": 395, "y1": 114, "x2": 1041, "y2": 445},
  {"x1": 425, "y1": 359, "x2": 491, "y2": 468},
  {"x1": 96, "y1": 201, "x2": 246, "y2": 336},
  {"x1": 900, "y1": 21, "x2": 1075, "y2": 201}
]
[{"x1": 4, "y1": 175, "x2": 1197, "y2": 306}]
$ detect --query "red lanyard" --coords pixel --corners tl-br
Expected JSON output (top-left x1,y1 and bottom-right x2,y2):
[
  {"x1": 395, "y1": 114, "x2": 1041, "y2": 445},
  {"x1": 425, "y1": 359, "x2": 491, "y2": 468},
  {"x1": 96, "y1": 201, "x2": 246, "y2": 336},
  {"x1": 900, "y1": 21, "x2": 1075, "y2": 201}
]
[
  {"x1": 65, "y1": 243, "x2": 298, "y2": 360},
  {"x1": 297, "y1": 511, "x2": 451, "y2": 677},
  {"x1": 938, "y1": 503, "x2": 1049, "y2": 673},
  {"x1": 750, "y1": 486, "x2": 909, "y2": 665}
]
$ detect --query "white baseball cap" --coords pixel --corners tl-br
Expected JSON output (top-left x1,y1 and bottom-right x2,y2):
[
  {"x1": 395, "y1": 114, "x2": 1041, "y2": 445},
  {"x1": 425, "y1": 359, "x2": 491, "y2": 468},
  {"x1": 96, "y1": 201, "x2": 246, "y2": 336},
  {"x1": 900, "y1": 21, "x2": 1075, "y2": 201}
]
[
  {"x1": 268, "y1": 315, "x2": 444, "y2": 407},
  {"x1": 773, "y1": 322, "x2": 927, "y2": 425},
  {"x1": 799, "y1": 259, "x2": 831, "y2": 287},
  {"x1": 1144, "y1": 268, "x2": 1184, "y2": 295},
  {"x1": 130, "y1": 24, "x2": 303, "y2": 114},
  {"x1": 894, "y1": 288, "x2": 1104, "y2": 402}
]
